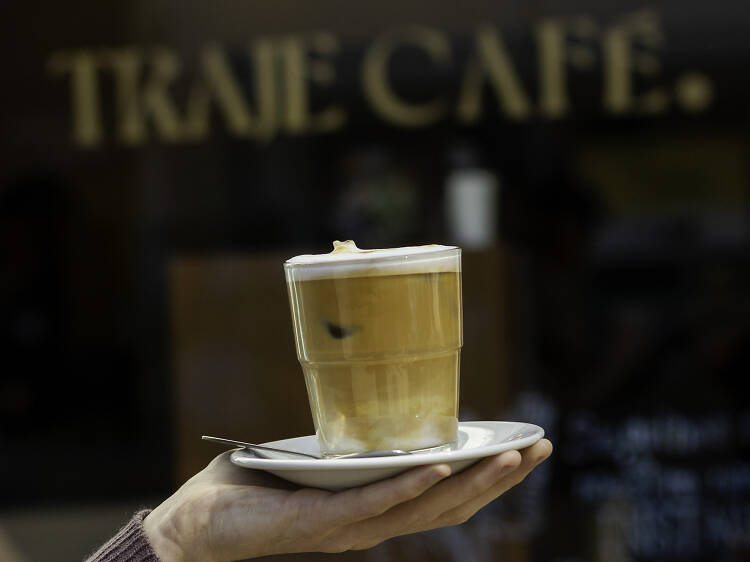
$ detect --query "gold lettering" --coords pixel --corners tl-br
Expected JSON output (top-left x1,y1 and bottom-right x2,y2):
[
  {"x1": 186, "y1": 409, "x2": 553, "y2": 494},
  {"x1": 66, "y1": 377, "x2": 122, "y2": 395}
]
[
  {"x1": 105, "y1": 49, "x2": 145, "y2": 144},
  {"x1": 362, "y1": 26, "x2": 450, "y2": 127},
  {"x1": 106, "y1": 47, "x2": 184, "y2": 144},
  {"x1": 602, "y1": 26, "x2": 631, "y2": 113},
  {"x1": 199, "y1": 45, "x2": 253, "y2": 135},
  {"x1": 184, "y1": 45, "x2": 253, "y2": 140},
  {"x1": 250, "y1": 40, "x2": 279, "y2": 139},
  {"x1": 47, "y1": 50, "x2": 104, "y2": 148},
  {"x1": 536, "y1": 17, "x2": 596, "y2": 118},
  {"x1": 140, "y1": 48, "x2": 183, "y2": 142},
  {"x1": 457, "y1": 25, "x2": 530, "y2": 122},
  {"x1": 279, "y1": 32, "x2": 345, "y2": 134},
  {"x1": 184, "y1": 42, "x2": 280, "y2": 141},
  {"x1": 603, "y1": 10, "x2": 665, "y2": 114}
]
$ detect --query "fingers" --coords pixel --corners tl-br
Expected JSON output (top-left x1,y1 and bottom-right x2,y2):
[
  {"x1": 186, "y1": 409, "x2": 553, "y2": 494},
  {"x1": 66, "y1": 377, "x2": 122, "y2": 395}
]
[
  {"x1": 334, "y1": 439, "x2": 553, "y2": 549},
  {"x1": 432, "y1": 439, "x2": 553, "y2": 528},
  {"x1": 340, "y1": 448, "x2": 522, "y2": 542},
  {"x1": 492, "y1": 439, "x2": 552, "y2": 495},
  {"x1": 398, "y1": 449, "x2": 523, "y2": 521},
  {"x1": 325, "y1": 463, "x2": 452, "y2": 526},
  {"x1": 435, "y1": 449, "x2": 524, "y2": 501}
]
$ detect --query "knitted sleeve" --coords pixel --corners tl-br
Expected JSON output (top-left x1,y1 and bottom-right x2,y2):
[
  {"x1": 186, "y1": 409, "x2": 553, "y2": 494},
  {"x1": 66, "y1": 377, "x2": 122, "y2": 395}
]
[{"x1": 84, "y1": 509, "x2": 160, "y2": 561}]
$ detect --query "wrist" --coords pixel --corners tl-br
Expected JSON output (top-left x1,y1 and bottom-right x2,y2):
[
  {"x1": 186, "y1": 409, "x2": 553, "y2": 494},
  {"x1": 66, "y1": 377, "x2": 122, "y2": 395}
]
[{"x1": 143, "y1": 502, "x2": 196, "y2": 562}]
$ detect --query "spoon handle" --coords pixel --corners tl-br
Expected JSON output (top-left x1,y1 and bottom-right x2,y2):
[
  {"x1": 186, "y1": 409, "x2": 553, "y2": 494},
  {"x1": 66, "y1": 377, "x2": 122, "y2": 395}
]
[{"x1": 201, "y1": 435, "x2": 320, "y2": 459}]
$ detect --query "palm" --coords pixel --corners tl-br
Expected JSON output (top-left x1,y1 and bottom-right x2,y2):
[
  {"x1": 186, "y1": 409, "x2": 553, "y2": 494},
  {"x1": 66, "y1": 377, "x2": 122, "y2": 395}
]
[{"x1": 146, "y1": 440, "x2": 552, "y2": 561}]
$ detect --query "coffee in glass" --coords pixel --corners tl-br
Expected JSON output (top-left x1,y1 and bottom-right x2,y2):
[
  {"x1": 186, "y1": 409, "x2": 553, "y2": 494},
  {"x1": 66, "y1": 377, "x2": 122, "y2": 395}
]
[{"x1": 284, "y1": 241, "x2": 462, "y2": 457}]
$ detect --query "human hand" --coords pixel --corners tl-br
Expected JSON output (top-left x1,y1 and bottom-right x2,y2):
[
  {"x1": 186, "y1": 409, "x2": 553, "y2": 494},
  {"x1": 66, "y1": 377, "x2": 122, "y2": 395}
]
[{"x1": 143, "y1": 439, "x2": 552, "y2": 561}]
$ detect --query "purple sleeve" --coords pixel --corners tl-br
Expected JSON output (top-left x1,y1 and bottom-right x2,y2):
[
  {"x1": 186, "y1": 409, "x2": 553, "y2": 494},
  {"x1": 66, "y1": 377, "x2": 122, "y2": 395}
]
[{"x1": 85, "y1": 510, "x2": 161, "y2": 562}]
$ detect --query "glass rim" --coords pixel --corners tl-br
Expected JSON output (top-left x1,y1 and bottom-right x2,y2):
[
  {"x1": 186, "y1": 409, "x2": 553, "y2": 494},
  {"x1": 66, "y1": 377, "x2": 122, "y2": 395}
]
[{"x1": 284, "y1": 245, "x2": 460, "y2": 269}]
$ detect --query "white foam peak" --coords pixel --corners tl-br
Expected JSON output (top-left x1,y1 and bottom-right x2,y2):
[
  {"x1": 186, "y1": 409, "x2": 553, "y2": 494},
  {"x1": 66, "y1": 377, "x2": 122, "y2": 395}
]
[{"x1": 284, "y1": 241, "x2": 461, "y2": 279}]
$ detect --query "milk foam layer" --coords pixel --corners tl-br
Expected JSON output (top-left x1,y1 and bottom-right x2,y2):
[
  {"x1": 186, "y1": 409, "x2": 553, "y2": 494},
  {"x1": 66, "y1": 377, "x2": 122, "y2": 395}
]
[{"x1": 285, "y1": 240, "x2": 460, "y2": 280}]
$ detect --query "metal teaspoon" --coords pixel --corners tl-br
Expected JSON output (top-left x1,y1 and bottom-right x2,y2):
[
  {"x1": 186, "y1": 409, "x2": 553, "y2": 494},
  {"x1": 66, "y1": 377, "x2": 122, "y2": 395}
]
[{"x1": 202, "y1": 435, "x2": 412, "y2": 459}]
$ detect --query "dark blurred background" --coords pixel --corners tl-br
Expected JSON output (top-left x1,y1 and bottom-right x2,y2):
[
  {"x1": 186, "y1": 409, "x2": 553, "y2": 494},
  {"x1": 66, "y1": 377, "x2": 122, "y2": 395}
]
[{"x1": 1, "y1": 1, "x2": 749, "y2": 561}]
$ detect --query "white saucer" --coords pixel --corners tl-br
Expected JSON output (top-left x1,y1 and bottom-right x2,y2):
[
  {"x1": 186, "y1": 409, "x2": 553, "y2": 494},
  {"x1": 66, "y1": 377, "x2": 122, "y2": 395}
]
[{"x1": 230, "y1": 421, "x2": 544, "y2": 491}]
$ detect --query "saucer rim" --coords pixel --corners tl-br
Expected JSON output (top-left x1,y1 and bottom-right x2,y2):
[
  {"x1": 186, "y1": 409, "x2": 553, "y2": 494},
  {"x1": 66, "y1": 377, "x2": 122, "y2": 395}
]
[{"x1": 230, "y1": 421, "x2": 544, "y2": 471}]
